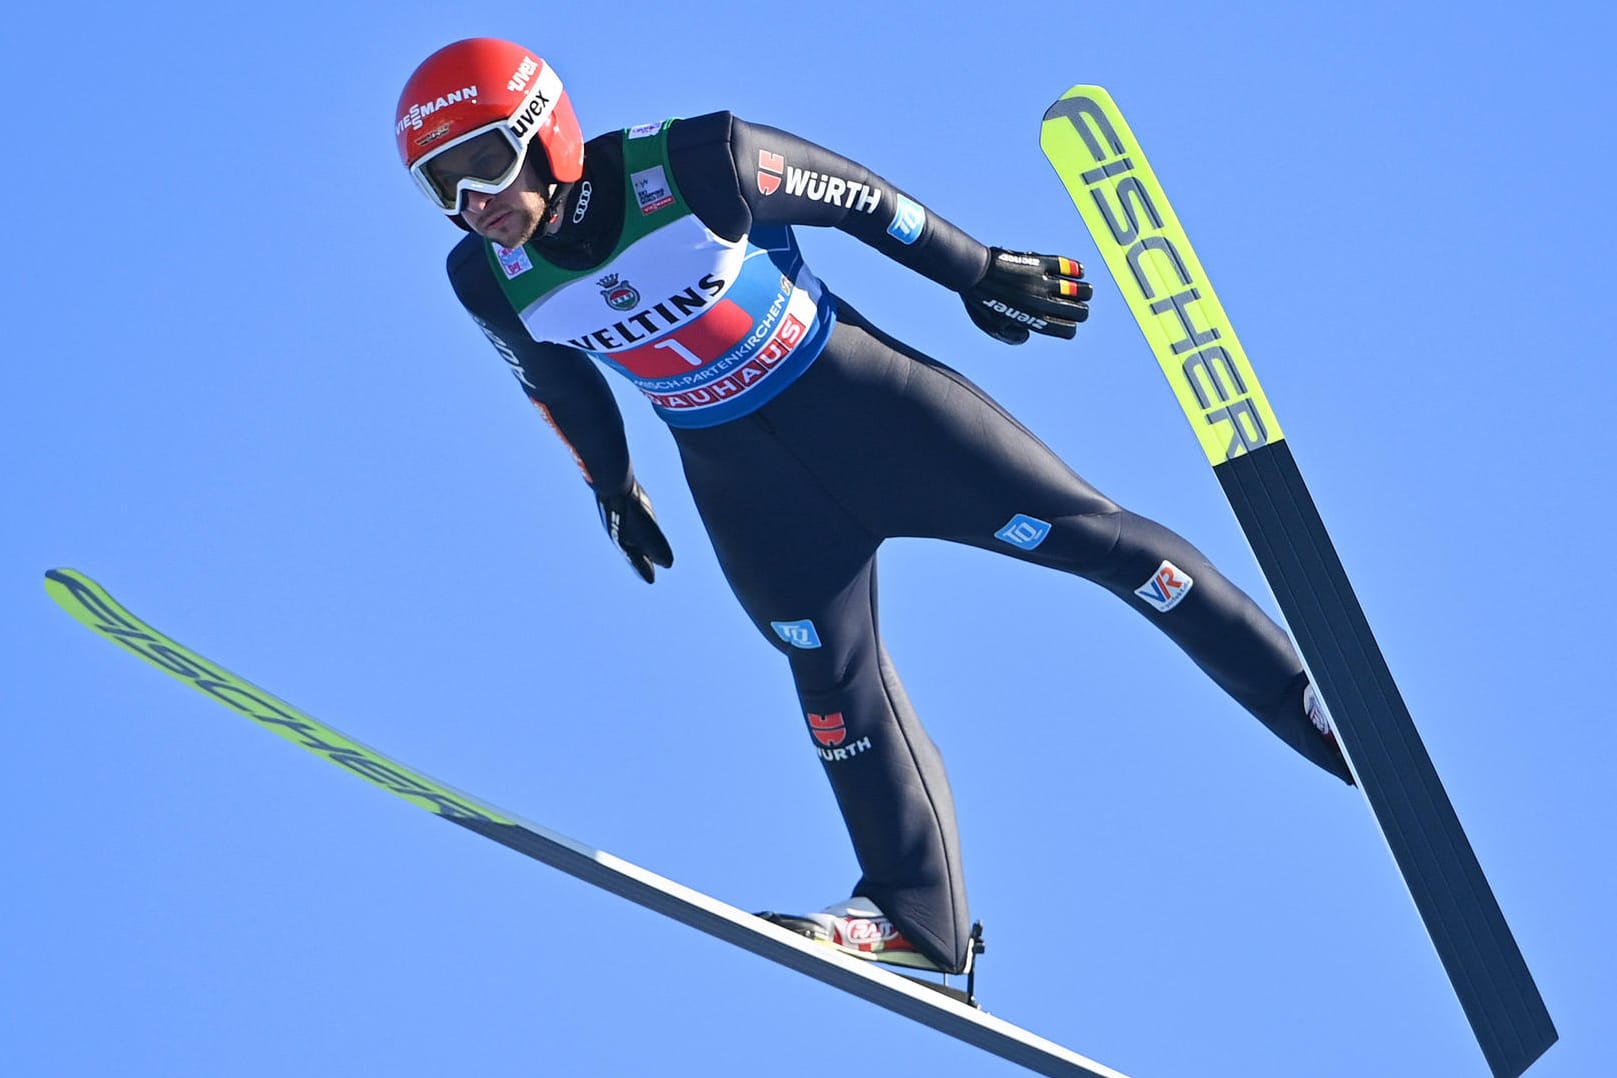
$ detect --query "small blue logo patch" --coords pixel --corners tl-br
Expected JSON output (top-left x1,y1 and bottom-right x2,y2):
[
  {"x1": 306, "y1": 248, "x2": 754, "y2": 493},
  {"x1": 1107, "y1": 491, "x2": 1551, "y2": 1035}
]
[
  {"x1": 887, "y1": 194, "x2": 926, "y2": 245},
  {"x1": 995, "y1": 514, "x2": 1051, "y2": 550},
  {"x1": 771, "y1": 619, "x2": 822, "y2": 649}
]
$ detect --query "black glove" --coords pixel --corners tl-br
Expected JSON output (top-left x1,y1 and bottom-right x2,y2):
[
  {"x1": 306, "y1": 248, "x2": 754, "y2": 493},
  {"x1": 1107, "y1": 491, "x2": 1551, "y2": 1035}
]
[
  {"x1": 961, "y1": 248, "x2": 1093, "y2": 345},
  {"x1": 596, "y1": 480, "x2": 674, "y2": 583}
]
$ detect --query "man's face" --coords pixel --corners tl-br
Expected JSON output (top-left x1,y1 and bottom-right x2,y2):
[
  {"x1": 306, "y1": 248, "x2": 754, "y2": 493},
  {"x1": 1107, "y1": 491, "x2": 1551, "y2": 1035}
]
[{"x1": 459, "y1": 156, "x2": 552, "y2": 248}]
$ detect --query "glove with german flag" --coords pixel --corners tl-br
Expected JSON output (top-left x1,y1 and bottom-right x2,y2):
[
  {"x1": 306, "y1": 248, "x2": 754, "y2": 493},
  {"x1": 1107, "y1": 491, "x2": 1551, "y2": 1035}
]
[{"x1": 961, "y1": 248, "x2": 1092, "y2": 345}]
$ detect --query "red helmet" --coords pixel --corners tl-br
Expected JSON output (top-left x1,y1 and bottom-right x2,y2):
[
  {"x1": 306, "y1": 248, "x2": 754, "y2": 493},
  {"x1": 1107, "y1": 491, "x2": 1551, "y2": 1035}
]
[{"x1": 395, "y1": 38, "x2": 584, "y2": 215}]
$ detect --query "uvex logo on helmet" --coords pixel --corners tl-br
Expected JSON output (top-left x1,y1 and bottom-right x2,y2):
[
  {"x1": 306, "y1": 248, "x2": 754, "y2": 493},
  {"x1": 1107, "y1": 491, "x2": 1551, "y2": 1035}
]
[
  {"x1": 396, "y1": 37, "x2": 586, "y2": 214},
  {"x1": 508, "y1": 55, "x2": 540, "y2": 93},
  {"x1": 509, "y1": 85, "x2": 555, "y2": 141}
]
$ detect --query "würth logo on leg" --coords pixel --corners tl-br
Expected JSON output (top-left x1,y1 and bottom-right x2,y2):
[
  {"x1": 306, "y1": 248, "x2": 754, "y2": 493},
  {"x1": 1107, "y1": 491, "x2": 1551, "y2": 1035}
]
[
  {"x1": 806, "y1": 711, "x2": 845, "y2": 747},
  {"x1": 806, "y1": 712, "x2": 872, "y2": 762}
]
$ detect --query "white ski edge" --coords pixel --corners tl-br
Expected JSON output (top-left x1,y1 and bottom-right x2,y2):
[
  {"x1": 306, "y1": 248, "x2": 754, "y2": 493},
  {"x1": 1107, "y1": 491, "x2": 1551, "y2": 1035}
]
[
  {"x1": 452, "y1": 812, "x2": 1131, "y2": 1078},
  {"x1": 43, "y1": 568, "x2": 1130, "y2": 1078}
]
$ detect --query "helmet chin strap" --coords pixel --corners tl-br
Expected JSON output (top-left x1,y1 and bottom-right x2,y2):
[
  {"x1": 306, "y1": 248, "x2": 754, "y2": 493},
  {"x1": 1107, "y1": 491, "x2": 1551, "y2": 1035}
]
[{"x1": 540, "y1": 181, "x2": 572, "y2": 236}]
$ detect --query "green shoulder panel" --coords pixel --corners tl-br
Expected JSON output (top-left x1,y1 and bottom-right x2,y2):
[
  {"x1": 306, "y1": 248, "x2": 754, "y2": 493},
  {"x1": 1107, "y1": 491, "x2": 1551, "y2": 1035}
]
[{"x1": 485, "y1": 120, "x2": 691, "y2": 316}]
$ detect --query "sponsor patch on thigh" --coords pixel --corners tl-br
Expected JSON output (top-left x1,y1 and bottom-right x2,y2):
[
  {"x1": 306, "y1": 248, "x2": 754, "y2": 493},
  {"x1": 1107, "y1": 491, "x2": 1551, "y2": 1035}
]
[{"x1": 1135, "y1": 560, "x2": 1194, "y2": 612}]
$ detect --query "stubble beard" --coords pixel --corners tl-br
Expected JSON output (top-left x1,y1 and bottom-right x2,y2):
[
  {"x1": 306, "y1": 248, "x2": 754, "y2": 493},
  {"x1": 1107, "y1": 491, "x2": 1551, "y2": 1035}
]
[
  {"x1": 503, "y1": 201, "x2": 546, "y2": 248},
  {"x1": 475, "y1": 184, "x2": 550, "y2": 248}
]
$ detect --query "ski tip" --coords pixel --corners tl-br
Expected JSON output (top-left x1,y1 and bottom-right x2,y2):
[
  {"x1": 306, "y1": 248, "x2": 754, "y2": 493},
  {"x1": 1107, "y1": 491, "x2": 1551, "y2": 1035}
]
[
  {"x1": 45, "y1": 567, "x2": 103, "y2": 597},
  {"x1": 44, "y1": 567, "x2": 86, "y2": 593},
  {"x1": 44, "y1": 569, "x2": 118, "y2": 628},
  {"x1": 1043, "y1": 84, "x2": 1112, "y2": 121}
]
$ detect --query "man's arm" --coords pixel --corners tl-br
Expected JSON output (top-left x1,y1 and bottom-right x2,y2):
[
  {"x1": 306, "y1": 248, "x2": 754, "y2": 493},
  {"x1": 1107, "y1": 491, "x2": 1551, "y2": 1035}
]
[
  {"x1": 447, "y1": 235, "x2": 632, "y2": 493},
  {"x1": 446, "y1": 236, "x2": 673, "y2": 582},
  {"x1": 669, "y1": 113, "x2": 1089, "y2": 343},
  {"x1": 669, "y1": 112, "x2": 988, "y2": 290}
]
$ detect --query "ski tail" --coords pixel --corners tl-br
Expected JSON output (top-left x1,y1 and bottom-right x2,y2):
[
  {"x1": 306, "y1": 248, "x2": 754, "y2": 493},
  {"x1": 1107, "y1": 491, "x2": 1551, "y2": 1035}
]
[{"x1": 1040, "y1": 87, "x2": 1556, "y2": 1078}]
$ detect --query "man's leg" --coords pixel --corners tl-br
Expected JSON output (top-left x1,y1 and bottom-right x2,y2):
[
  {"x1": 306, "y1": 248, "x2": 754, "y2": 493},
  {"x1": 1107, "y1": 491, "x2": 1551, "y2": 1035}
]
[
  {"x1": 785, "y1": 309, "x2": 1351, "y2": 782},
  {"x1": 674, "y1": 425, "x2": 976, "y2": 971}
]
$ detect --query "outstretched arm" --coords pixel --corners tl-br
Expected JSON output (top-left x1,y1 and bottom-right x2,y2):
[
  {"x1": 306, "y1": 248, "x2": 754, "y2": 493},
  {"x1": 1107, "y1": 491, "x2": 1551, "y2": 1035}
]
[{"x1": 669, "y1": 113, "x2": 1090, "y2": 342}]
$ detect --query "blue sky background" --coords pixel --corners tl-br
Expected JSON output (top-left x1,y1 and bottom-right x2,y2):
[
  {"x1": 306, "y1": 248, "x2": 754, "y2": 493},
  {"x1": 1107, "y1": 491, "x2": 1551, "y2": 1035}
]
[{"x1": 6, "y1": 3, "x2": 1611, "y2": 1076}]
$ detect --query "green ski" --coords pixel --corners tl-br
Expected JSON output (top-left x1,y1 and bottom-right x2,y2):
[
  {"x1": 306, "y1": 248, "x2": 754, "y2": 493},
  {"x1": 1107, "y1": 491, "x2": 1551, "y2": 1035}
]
[{"x1": 44, "y1": 567, "x2": 1129, "y2": 1078}]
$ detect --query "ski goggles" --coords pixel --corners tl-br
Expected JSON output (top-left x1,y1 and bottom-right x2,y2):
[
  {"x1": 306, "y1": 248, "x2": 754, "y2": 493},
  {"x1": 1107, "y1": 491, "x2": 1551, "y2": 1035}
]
[
  {"x1": 407, "y1": 65, "x2": 566, "y2": 213},
  {"x1": 410, "y1": 124, "x2": 533, "y2": 213}
]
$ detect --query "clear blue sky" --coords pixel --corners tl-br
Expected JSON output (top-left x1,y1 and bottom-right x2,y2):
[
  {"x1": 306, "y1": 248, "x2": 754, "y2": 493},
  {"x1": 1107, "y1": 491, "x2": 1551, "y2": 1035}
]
[{"x1": 6, "y1": 3, "x2": 1610, "y2": 1076}]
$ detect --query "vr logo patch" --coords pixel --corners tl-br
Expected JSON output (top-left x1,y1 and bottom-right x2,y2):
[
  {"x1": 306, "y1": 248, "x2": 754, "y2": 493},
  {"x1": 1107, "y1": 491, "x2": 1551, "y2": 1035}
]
[
  {"x1": 995, "y1": 514, "x2": 1051, "y2": 551},
  {"x1": 771, "y1": 619, "x2": 822, "y2": 649},
  {"x1": 1135, "y1": 560, "x2": 1194, "y2": 612}
]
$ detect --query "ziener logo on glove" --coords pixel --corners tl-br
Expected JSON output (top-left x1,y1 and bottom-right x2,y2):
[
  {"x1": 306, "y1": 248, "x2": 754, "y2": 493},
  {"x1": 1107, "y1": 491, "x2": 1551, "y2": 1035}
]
[{"x1": 982, "y1": 299, "x2": 1048, "y2": 329}]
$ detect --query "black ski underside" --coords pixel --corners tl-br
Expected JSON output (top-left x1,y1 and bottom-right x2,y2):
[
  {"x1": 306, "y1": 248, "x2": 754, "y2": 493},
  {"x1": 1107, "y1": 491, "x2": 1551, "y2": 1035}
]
[{"x1": 1216, "y1": 441, "x2": 1556, "y2": 1078}]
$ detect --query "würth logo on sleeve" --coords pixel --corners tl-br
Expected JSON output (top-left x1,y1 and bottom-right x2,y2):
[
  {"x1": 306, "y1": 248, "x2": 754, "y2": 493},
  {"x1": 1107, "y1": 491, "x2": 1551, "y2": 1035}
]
[
  {"x1": 1135, "y1": 560, "x2": 1194, "y2": 612},
  {"x1": 757, "y1": 150, "x2": 784, "y2": 195},
  {"x1": 806, "y1": 712, "x2": 873, "y2": 762},
  {"x1": 754, "y1": 149, "x2": 882, "y2": 213}
]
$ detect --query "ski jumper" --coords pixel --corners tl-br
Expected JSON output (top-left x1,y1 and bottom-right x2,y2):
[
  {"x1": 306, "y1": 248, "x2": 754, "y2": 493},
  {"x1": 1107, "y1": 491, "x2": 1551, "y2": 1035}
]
[{"x1": 447, "y1": 113, "x2": 1352, "y2": 973}]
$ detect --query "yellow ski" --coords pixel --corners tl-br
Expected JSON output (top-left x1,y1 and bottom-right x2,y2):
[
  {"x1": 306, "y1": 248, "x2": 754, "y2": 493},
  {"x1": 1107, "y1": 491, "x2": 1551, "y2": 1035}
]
[{"x1": 1041, "y1": 86, "x2": 1555, "y2": 1078}]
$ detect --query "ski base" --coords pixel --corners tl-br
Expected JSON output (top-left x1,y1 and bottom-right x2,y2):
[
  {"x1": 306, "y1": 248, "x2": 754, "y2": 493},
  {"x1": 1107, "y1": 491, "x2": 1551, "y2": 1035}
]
[
  {"x1": 44, "y1": 568, "x2": 1129, "y2": 1078},
  {"x1": 1039, "y1": 85, "x2": 1556, "y2": 1078},
  {"x1": 760, "y1": 914, "x2": 986, "y2": 1008},
  {"x1": 1216, "y1": 440, "x2": 1556, "y2": 1077}
]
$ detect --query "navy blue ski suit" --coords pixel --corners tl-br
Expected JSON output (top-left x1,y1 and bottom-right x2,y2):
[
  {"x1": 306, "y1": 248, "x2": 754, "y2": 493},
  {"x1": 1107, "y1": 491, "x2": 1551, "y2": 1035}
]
[{"x1": 447, "y1": 112, "x2": 1351, "y2": 973}]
